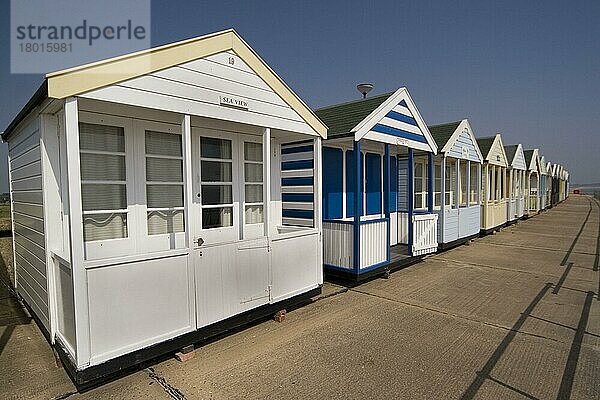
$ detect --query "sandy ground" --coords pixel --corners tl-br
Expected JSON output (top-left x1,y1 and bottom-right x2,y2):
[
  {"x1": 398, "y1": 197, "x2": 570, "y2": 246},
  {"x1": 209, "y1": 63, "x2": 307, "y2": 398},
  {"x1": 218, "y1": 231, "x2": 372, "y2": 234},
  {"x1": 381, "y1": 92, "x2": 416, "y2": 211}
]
[{"x1": 0, "y1": 195, "x2": 598, "y2": 399}]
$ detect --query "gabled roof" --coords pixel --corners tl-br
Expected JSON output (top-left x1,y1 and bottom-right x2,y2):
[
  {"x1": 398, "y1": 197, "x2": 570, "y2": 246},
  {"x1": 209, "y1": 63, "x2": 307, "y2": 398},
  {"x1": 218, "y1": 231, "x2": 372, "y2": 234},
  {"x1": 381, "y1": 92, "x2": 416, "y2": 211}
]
[
  {"x1": 503, "y1": 143, "x2": 527, "y2": 170},
  {"x1": 315, "y1": 92, "x2": 392, "y2": 138},
  {"x1": 504, "y1": 145, "x2": 518, "y2": 162},
  {"x1": 523, "y1": 149, "x2": 534, "y2": 165},
  {"x1": 476, "y1": 136, "x2": 496, "y2": 158},
  {"x1": 428, "y1": 119, "x2": 482, "y2": 162},
  {"x1": 476, "y1": 133, "x2": 507, "y2": 166},
  {"x1": 315, "y1": 88, "x2": 437, "y2": 153},
  {"x1": 524, "y1": 149, "x2": 540, "y2": 172},
  {"x1": 428, "y1": 121, "x2": 462, "y2": 148},
  {"x1": 3, "y1": 29, "x2": 327, "y2": 140}
]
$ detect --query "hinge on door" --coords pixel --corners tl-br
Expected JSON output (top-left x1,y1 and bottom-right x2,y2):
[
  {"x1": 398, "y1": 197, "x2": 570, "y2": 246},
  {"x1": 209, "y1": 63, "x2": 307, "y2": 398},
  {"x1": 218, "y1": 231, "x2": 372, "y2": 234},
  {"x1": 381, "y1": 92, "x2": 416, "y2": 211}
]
[{"x1": 268, "y1": 285, "x2": 272, "y2": 302}]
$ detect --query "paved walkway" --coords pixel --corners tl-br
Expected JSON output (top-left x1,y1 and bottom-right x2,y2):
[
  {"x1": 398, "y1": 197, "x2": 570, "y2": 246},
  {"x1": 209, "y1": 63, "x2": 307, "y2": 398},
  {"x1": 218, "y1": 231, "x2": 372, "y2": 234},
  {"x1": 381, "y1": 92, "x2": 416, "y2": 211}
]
[{"x1": 0, "y1": 196, "x2": 598, "y2": 399}]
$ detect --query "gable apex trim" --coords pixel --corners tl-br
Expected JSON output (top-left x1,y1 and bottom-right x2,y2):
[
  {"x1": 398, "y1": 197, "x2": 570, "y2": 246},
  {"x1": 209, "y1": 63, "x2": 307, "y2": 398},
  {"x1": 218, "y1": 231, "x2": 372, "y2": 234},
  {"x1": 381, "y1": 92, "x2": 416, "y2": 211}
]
[{"x1": 352, "y1": 87, "x2": 437, "y2": 153}]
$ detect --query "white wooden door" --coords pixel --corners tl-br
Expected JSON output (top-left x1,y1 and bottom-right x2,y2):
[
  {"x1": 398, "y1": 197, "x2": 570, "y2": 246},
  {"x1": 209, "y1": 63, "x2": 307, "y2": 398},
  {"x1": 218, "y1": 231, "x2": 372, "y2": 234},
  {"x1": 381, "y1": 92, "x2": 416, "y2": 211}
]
[{"x1": 192, "y1": 129, "x2": 270, "y2": 328}]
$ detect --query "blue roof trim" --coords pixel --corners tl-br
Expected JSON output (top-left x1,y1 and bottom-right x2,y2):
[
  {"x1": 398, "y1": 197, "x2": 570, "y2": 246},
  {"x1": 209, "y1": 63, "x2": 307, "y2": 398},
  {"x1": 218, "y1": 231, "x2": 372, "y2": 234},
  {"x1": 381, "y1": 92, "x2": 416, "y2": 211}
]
[
  {"x1": 386, "y1": 110, "x2": 418, "y2": 127},
  {"x1": 398, "y1": 99, "x2": 408, "y2": 107},
  {"x1": 371, "y1": 124, "x2": 427, "y2": 143}
]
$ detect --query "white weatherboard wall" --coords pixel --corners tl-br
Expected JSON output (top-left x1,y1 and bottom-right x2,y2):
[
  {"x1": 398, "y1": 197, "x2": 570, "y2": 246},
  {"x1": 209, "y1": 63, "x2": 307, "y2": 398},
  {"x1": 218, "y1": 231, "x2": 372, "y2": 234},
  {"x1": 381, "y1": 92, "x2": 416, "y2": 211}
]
[
  {"x1": 81, "y1": 51, "x2": 316, "y2": 136},
  {"x1": 8, "y1": 112, "x2": 50, "y2": 330}
]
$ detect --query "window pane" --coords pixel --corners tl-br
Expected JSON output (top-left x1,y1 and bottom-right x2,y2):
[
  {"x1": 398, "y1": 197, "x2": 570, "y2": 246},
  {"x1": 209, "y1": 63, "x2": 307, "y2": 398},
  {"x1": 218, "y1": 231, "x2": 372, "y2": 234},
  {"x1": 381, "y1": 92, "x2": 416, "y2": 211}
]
[
  {"x1": 201, "y1": 137, "x2": 232, "y2": 159},
  {"x1": 245, "y1": 205, "x2": 264, "y2": 224},
  {"x1": 244, "y1": 142, "x2": 262, "y2": 162},
  {"x1": 147, "y1": 184, "x2": 184, "y2": 208},
  {"x1": 145, "y1": 131, "x2": 182, "y2": 157},
  {"x1": 201, "y1": 161, "x2": 232, "y2": 182},
  {"x1": 415, "y1": 162, "x2": 423, "y2": 179},
  {"x1": 202, "y1": 207, "x2": 233, "y2": 229},
  {"x1": 245, "y1": 163, "x2": 263, "y2": 182},
  {"x1": 147, "y1": 210, "x2": 184, "y2": 235},
  {"x1": 82, "y1": 184, "x2": 126, "y2": 210},
  {"x1": 79, "y1": 123, "x2": 124, "y2": 152},
  {"x1": 470, "y1": 164, "x2": 478, "y2": 203},
  {"x1": 83, "y1": 213, "x2": 127, "y2": 241},
  {"x1": 245, "y1": 184, "x2": 263, "y2": 203},
  {"x1": 460, "y1": 162, "x2": 468, "y2": 206},
  {"x1": 146, "y1": 157, "x2": 183, "y2": 182},
  {"x1": 414, "y1": 176, "x2": 423, "y2": 193},
  {"x1": 201, "y1": 185, "x2": 232, "y2": 205},
  {"x1": 80, "y1": 153, "x2": 125, "y2": 181},
  {"x1": 415, "y1": 193, "x2": 423, "y2": 209}
]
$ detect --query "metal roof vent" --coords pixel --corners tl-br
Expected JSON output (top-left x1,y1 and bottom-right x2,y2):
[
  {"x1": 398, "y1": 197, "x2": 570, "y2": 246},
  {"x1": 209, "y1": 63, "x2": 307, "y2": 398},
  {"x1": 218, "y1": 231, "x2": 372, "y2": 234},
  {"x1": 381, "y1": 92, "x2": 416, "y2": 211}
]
[{"x1": 356, "y1": 83, "x2": 373, "y2": 99}]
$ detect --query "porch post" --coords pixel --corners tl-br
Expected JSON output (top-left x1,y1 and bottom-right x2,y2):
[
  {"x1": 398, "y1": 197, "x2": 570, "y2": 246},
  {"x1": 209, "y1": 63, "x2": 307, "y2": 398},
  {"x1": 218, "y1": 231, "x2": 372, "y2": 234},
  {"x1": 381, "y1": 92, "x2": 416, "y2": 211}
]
[
  {"x1": 477, "y1": 163, "x2": 482, "y2": 205},
  {"x1": 263, "y1": 128, "x2": 272, "y2": 237},
  {"x1": 64, "y1": 97, "x2": 90, "y2": 367},
  {"x1": 427, "y1": 152, "x2": 434, "y2": 213},
  {"x1": 353, "y1": 140, "x2": 361, "y2": 273},
  {"x1": 440, "y1": 155, "x2": 446, "y2": 239},
  {"x1": 182, "y1": 115, "x2": 193, "y2": 247},
  {"x1": 313, "y1": 136, "x2": 323, "y2": 283},
  {"x1": 466, "y1": 160, "x2": 471, "y2": 207},
  {"x1": 384, "y1": 144, "x2": 390, "y2": 262},
  {"x1": 407, "y1": 148, "x2": 414, "y2": 256}
]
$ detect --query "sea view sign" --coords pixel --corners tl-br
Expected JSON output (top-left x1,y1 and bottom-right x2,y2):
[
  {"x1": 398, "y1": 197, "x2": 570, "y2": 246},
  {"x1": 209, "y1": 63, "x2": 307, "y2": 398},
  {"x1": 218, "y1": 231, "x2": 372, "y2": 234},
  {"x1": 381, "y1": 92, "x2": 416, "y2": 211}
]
[{"x1": 10, "y1": 0, "x2": 150, "y2": 74}]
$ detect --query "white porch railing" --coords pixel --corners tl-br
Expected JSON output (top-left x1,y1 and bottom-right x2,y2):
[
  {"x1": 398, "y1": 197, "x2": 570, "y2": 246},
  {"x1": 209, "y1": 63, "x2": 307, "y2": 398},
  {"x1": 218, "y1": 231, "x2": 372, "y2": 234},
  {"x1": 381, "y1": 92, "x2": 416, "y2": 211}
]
[
  {"x1": 323, "y1": 221, "x2": 353, "y2": 269},
  {"x1": 528, "y1": 195, "x2": 538, "y2": 211},
  {"x1": 412, "y1": 214, "x2": 438, "y2": 256},
  {"x1": 359, "y1": 219, "x2": 387, "y2": 269}
]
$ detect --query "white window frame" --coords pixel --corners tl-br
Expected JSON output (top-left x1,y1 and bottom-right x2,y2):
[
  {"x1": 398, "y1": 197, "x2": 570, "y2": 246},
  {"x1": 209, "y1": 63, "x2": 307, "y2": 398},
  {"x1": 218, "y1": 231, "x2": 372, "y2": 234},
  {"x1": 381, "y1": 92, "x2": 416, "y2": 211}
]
[
  {"x1": 469, "y1": 162, "x2": 479, "y2": 205},
  {"x1": 413, "y1": 157, "x2": 428, "y2": 210},
  {"x1": 194, "y1": 127, "x2": 239, "y2": 245},
  {"x1": 78, "y1": 112, "x2": 135, "y2": 261},
  {"x1": 135, "y1": 120, "x2": 186, "y2": 253},
  {"x1": 241, "y1": 136, "x2": 265, "y2": 239},
  {"x1": 459, "y1": 159, "x2": 468, "y2": 208},
  {"x1": 434, "y1": 161, "x2": 442, "y2": 209},
  {"x1": 445, "y1": 158, "x2": 457, "y2": 209}
]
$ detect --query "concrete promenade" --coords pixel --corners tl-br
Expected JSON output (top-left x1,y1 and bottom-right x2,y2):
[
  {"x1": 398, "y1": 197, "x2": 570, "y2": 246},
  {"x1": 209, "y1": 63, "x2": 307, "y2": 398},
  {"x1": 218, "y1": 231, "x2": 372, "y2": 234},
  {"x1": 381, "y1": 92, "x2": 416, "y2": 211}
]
[{"x1": 0, "y1": 195, "x2": 598, "y2": 399}]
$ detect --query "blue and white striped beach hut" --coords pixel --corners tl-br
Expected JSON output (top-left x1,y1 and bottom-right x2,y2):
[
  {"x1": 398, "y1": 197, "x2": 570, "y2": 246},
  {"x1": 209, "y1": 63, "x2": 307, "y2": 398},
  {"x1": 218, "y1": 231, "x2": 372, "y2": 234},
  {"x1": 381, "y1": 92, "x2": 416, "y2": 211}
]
[{"x1": 315, "y1": 87, "x2": 439, "y2": 280}]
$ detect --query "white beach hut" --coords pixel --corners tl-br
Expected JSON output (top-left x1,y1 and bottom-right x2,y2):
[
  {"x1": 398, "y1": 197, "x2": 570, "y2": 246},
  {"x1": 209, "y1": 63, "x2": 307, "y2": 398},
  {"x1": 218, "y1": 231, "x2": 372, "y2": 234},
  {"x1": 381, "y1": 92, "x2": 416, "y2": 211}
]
[{"x1": 2, "y1": 29, "x2": 327, "y2": 385}]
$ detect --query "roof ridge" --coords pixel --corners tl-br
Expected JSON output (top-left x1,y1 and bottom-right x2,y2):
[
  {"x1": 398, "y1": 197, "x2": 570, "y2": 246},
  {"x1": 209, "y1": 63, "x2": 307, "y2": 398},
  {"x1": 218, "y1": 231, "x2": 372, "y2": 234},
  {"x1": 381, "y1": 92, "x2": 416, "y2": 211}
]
[
  {"x1": 314, "y1": 91, "x2": 395, "y2": 111},
  {"x1": 428, "y1": 120, "x2": 463, "y2": 128}
]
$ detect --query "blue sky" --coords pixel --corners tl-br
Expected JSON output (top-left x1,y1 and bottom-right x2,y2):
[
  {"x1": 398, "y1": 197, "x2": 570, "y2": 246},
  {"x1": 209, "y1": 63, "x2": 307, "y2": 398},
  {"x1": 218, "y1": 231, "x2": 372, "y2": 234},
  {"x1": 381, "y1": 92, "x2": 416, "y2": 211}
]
[{"x1": 1, "y1": 0, "x2": 599, "y2": 192}]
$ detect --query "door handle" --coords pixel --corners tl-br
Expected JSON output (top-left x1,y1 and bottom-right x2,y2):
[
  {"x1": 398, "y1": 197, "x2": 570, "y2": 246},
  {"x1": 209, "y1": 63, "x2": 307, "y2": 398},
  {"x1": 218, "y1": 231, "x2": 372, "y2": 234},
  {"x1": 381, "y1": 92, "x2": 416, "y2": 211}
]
[{"x1": 195, "y1": 237, "x2": 204, "y2": 246}]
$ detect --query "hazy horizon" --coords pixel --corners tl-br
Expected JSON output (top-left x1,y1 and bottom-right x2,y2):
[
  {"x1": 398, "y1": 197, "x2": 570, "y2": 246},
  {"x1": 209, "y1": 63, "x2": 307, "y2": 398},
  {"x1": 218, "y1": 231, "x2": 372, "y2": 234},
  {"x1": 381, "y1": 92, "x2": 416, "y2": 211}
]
[{"x1": 2, "y1": 0, "x2": 599, "y2": 193}]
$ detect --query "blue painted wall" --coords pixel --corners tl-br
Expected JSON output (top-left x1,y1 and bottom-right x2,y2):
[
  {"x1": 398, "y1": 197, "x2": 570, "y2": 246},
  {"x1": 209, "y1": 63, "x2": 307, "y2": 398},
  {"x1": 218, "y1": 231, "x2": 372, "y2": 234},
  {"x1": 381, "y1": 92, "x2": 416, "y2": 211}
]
[
  {"x1": 346, "y1": 150, "x2": 364, "y2": 217},
  {"x1": 322, "y1": 147, "x2": 343, "y2": 219},
  {"x1": 365, "y1": 153, "x2": 382, "y2": 215},
  {"x1": 397, "y1": 157, "x2": 408, "y2": 211},
  {"x1": 390, "y1": 156, "x2": 398, "y2": 212}
]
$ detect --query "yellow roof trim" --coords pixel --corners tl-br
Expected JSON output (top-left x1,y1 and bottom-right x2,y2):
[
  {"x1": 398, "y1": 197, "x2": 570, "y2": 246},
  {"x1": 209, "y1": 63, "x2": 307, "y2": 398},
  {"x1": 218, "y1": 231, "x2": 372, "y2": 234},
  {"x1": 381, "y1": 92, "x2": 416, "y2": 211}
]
[{"x1": 46, "y1": 29, "x2": 327, "y2": 138}]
